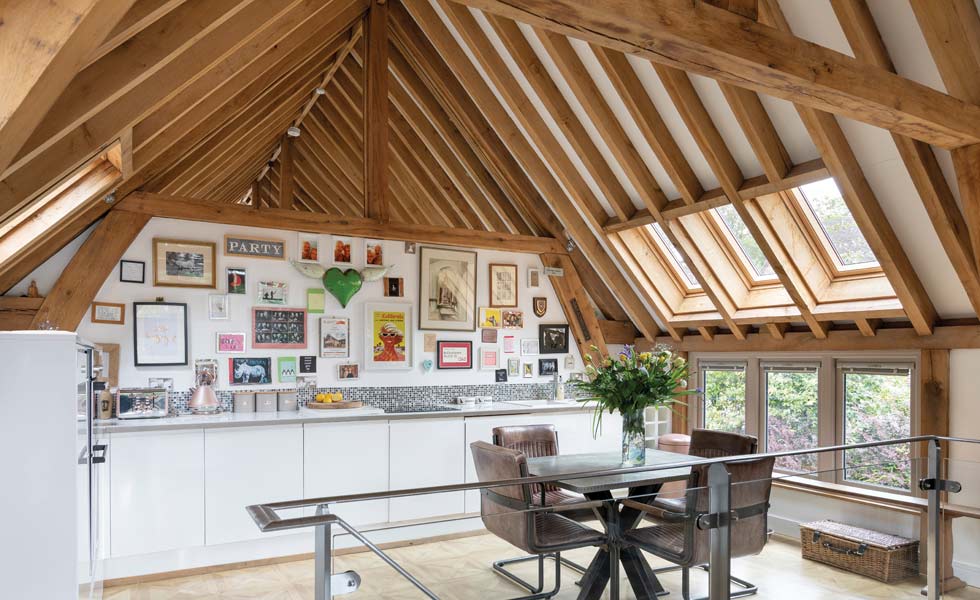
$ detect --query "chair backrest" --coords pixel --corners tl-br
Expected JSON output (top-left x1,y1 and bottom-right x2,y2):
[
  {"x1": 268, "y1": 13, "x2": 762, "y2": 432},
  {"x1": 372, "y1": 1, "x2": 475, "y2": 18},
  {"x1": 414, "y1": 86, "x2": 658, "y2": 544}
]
[
  {"x1": 689, "y1": 428, "x2": 758, "y2": 458},
  {"x1": 684, "y1": 455, "x2": 776, "y2": 566},
  {"x1": 469, "y1": 441, "x2": 533, "y2": 552},
  {"x1": 492, "y1": 424, "x2": 560, "y2": 458}
]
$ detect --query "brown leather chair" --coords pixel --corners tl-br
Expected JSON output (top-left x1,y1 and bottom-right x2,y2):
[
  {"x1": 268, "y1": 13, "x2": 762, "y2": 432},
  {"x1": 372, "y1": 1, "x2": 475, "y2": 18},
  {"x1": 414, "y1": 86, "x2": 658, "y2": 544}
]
[
  {"x1": 491, "y1": 425, "x2": 596, "y2": 586},
  {"x1": 470, "y1": 441, "x2": 606, "y2": 599},
  {"x1": 625, "y1": 456, "x2": 776, "y2": 600}
]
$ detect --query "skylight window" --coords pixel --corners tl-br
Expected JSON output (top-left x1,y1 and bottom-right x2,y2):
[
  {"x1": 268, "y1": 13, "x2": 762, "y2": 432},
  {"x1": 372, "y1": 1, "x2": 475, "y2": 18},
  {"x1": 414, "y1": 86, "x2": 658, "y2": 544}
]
[
  {"x1": 798, "y1": 178, "x2": 878, "y2": 268},
  {"x1": 650, "y1": 223, "x2": 701, "y2": 290},
  {"x1": 712, "y1": 205, "x2": 776, "y2": 280}
]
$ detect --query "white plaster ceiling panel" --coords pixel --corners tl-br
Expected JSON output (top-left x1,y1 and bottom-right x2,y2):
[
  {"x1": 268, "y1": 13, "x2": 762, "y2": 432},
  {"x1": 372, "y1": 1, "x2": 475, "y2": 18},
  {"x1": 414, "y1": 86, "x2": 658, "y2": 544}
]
[{"x1": 687, "y1": 73, "x2": 764, "y2": 179}]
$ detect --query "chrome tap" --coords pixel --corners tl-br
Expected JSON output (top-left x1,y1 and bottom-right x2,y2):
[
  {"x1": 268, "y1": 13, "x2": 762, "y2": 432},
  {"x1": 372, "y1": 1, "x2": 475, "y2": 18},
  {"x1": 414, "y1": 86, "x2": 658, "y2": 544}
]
[{"x1": 552, "y1": 373, "x2": 564, "y2": 402}]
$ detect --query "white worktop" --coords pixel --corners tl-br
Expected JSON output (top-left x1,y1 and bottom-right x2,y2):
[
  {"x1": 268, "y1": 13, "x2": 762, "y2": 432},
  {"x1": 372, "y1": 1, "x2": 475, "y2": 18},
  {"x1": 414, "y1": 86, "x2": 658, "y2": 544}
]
[{"x1": 97, "y1": 399, "x2": 595, "y2": 433}]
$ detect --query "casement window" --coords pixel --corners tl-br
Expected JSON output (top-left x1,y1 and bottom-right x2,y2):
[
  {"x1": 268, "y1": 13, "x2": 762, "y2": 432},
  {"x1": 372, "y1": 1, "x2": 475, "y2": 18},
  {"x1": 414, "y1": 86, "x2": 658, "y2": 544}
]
[
  {"x1": 690, "y1": 353, "x2": 917, "y2": 492},
  {"x1": 710, "y1": 205, "x2": 778, "y2": 283},
  {"x1": 795, "y1": 178, "x2": 879, "y2": 272},
  {"x1": 649, "y1": 222, "x2": 701, "y2": 291}
]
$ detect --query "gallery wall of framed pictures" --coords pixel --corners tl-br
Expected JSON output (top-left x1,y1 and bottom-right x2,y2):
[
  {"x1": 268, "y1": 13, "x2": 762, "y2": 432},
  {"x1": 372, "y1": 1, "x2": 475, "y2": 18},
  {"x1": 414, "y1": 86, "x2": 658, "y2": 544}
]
[{"x1": 75, "y1": 218, "x2": 583, "y2": 391}]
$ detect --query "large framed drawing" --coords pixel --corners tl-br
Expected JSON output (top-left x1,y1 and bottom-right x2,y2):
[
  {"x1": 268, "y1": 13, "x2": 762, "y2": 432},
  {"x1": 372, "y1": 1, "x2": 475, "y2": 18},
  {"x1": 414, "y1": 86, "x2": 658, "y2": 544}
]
[
  {"x1": 133, "y1": 302, "x2": 188, "y2": 366},
  {"x1": 418, "y1": 246, "x2": 477, "y2": 331},
  {"x1": 365, "y1": 302, "x2": 413, "y2": 370}
]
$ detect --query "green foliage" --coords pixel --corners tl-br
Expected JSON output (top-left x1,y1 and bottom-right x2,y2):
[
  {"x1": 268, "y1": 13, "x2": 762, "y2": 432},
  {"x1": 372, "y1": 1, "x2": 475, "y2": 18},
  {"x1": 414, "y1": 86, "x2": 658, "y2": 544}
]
[
  {"x1": 703, "y1": 369, "x2": 747, "y2": 434},
  {"x1": 574, "y1": 345, "x2": 696, "y2": 437}
]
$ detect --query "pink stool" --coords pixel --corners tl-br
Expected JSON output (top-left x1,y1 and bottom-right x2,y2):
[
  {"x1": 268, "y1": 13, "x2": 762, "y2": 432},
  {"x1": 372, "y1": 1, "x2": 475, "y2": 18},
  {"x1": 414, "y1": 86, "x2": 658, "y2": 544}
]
[{"x1": 657, "y1": 433, "x2": 691, "y2": 499}]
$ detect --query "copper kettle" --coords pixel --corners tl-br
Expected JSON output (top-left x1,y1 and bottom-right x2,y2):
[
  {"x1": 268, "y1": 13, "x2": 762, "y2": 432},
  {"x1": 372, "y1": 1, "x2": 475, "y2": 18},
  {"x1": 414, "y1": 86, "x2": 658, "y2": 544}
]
[{"x1": 189, "y1": 368, "x2": 221, "y2": 414}]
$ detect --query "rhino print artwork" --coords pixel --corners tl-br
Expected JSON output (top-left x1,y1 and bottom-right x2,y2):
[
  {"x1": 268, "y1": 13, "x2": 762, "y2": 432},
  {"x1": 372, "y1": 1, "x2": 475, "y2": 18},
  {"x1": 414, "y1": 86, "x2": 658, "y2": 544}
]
[{"x1": 230, "y1": 357, "x2": 271, "y2": 385}]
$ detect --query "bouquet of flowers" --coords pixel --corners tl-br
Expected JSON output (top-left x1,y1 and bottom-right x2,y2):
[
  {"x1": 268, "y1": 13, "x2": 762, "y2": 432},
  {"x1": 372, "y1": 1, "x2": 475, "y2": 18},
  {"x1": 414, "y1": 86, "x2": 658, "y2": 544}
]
[{"x1": 574, "y1": 344, "x2": 696, "y2": 464}]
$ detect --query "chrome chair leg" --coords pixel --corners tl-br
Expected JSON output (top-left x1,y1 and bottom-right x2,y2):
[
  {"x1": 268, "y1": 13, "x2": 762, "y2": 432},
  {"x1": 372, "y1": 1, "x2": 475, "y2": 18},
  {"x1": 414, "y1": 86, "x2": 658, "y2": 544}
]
[
  {"x1": 491, "y1": 552, "x2": 565, "y2": 600},
  {"x1": 650, "y1": 563, "x2": 758, "y2": 600}
]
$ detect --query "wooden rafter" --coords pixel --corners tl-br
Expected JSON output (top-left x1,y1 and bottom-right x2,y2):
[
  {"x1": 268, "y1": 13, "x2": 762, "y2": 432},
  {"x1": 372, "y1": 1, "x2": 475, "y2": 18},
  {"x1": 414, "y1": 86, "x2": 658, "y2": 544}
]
[
  {"x1": 759, "y1": 0, "x2": 937, "y2": 336},
  {"x1": 830, "y1": 0, "x2": 980, "y2": 319},
  {"x1": 447, "y1": 0, "x2": 980, "y2": 148},
  {"x1": 542, "y1": 253, "x2": 608, "y2": 364},
  {"x1": 0, "y1": 0, "x2": 136, "y2": 176}
]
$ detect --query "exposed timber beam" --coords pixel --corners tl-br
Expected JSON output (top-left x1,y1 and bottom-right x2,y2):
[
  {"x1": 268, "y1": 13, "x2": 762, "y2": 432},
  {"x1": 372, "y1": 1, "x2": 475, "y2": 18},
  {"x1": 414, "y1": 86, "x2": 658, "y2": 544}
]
[
  {"x1": 603, "y1": 159, "x2": 829, "y2": 232},
  {"x1": 30, "y1": 210, "x2": 150, "y2": 331},
  {"x1": 0, "y1": 0, "x2": 135, "y2": 175},
  {"x1": 115, "y1": 192, "x2": 565, "y2": 254},
  {"x1": 448, "y1": 0, "x2": 980, "y2": 149},
  {"x1": 542, "y1": 253, "x2": 608, "y2": 364},
  {"x1": 760, "y1": 0, "x2": 937, "y2": 336},
  {"x1": 643, "y1": 324, "x2": 980, "y2": 352},
  {"x1": 363, "y1": 0, "x2": 389, "y2": 222},
  {"x1": 831, "y1": 0, "x2": 980, "y2": 318}
]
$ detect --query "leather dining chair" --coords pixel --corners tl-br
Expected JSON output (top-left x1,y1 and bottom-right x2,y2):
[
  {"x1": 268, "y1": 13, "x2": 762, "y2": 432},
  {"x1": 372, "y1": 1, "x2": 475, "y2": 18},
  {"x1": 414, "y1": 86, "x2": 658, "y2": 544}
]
[
  {"x1": 623, "y1": 455, "x2": 776, "y2": 600},
  {"x1": 470, "y1": 441, "x2": 606, "y2": 600},
  {"x1": 491, "y1": 425, "x2": 595, "y2": 588}
]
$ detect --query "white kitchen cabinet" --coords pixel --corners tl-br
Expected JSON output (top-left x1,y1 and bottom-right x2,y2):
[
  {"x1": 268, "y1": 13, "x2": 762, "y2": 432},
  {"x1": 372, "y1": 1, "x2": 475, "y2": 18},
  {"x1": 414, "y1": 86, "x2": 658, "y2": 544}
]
[
  {"x1": 110, "y1": 430, "x2": 205, "y2": 556},
  {"x1": 389, "y1": 418, "x2": 465, "y2": 522},
  {"x1": 305, "y1": 421, "x2": 389, "y2": 526},
  {"x1": 205, "y1": 425, "x2": 304, "y2": 545}
]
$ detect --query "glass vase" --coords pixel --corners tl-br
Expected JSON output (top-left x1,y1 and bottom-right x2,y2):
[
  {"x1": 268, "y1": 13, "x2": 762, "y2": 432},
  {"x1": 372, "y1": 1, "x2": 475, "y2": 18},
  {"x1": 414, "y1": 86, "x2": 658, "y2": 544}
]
[{"x1": 621, "y1": 407, "x2": 647, "y2": 466}]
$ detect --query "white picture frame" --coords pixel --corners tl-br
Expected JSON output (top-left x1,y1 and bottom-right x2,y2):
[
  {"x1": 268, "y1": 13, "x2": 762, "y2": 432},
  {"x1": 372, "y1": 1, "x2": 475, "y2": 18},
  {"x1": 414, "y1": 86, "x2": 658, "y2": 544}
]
[
  {"x1": 257, "y1": 281, "x2": 288, "y2": 305},
  {"x1": 521, "y1": 338, "x2": 539, "y2": 356},
  {"x1": 319, "y1": 316, "x2": 350, "y2": 358},
  {"x1": 364, "y1": 302, "x2": 413, "y2": 370},
  {"x1": 208, "y1": 294, "x2": 230, "y2": 320},
  {"x1": 297, "y1": 232, "x2": 321, "y2": 263},
  {"x1": 480, "y1": 346, "x2": 500, "y2": 371}
]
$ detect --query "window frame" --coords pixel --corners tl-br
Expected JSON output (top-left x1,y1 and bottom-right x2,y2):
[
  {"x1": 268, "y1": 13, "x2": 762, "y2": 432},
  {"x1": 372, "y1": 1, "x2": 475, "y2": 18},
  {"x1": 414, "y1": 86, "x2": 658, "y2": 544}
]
[
  {"x1": 788, "y1": 184, "x2": 882, "y2": 278},
  {"x1": 706, "y1": 206, "x2": 780, "y2": 286},
  {"x1": 698, "y1": 361, "x2": 751, "y2": 435},
  {"x1": 689, "y1": 350, "x2": 920, "y2": 494},
  {"x1": 761, "y1": 361, "x2": 822, "y2": 476},
  {"x1": 648, "y1": 223, "x2": 702, "y2": 292}
]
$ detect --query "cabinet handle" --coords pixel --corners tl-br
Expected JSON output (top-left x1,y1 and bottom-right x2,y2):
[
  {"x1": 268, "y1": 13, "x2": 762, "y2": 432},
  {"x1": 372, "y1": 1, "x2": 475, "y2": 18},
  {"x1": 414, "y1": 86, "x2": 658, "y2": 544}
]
[{"x1": 92, "y1": 444, "x2": 107, "y2": 465}]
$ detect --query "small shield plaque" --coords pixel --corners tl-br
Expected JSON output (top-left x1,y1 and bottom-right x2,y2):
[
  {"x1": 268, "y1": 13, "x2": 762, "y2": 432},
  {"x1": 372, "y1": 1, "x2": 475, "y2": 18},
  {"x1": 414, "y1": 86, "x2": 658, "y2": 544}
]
[{"x1": 532, "y1": 297, "x2": 547, "y2": 317}]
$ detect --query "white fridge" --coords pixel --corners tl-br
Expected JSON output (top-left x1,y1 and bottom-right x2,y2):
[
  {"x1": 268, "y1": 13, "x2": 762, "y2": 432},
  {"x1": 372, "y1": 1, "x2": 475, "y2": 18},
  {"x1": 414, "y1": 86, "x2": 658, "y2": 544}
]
[{"x1": 0, "y1": 331, "x2": 108, "y2": 599}]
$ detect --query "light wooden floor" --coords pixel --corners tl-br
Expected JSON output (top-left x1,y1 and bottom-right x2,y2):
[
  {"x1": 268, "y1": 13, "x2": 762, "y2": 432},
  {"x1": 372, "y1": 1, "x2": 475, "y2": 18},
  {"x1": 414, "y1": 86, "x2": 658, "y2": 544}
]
[{"x1": 104, "y1": 534, "x2": 980, "y2": 599}]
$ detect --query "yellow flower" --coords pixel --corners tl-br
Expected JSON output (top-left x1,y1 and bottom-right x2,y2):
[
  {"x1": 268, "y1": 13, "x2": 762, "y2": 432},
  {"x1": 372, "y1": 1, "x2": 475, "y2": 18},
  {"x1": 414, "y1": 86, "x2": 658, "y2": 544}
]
[{"x1": 639, "y1": 352, "x2": 652, "y2": 362}]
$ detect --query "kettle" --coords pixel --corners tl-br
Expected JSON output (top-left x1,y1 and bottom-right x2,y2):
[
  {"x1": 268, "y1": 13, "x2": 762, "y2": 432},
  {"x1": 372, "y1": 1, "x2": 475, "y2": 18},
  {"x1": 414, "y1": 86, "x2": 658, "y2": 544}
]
[{"x1": 189, "y1": 368, "x2": 221, "y2": 414}]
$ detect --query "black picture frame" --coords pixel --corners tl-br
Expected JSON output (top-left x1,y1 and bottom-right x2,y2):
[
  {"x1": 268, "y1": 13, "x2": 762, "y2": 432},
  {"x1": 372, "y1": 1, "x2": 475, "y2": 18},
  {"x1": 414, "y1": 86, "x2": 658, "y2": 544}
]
[
  {"x1": 133, "y1": 302, "x2": 188, "y2": 366},
  {"x1": 119, "y1": 259, "x2": 145, "y2": 283},
  {"x1": 538, "y1": 358, "x2": 558, "y2": 376},
  {"x1": 538, "y1": 324, "x2": 570, "y2": 354},
  {"x1": 495, "y1": 368, "x2": 508, "y2": 382}
]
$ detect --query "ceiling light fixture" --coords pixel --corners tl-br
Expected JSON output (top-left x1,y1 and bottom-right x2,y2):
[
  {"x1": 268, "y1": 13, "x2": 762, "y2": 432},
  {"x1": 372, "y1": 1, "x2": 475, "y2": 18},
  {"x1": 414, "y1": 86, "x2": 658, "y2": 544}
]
[
  {"x1": 315, "y1": 87, "x2": 326, "y2": 95},
  {"x1": 286, "y1": 126, "x2": 301, "y2": 137}
]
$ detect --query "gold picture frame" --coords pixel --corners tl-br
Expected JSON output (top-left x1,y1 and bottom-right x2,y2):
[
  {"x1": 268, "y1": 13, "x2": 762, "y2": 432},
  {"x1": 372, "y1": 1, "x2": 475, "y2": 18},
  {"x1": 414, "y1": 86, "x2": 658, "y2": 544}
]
[
  {"x1": 489, "y1": 263, "x2": 518, "y2": 307},
  {"x1": 152, "y1": 238, "x2": 216, "y2": 288}
]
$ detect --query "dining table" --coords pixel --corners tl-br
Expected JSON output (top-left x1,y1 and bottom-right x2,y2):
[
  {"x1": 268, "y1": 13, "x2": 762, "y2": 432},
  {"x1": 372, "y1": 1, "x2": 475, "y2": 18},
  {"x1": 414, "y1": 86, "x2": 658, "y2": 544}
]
[{"x1": 525, "y1": 449, "x2": 701, "y2": 600}]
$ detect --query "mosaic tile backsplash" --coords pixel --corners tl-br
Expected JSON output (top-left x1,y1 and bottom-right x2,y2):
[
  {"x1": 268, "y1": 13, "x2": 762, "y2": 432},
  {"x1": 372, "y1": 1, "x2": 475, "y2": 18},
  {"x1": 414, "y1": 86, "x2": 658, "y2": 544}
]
[{"x1": 166, "y1": 382, "x2": 590, "y2": 416}]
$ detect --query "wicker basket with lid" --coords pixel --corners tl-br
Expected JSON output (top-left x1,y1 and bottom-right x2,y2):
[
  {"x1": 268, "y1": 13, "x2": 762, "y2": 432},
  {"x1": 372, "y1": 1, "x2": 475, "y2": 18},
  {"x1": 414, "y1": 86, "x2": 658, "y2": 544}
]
[{"x1": 800, "y1": 520, "x2": 918, "y2": 583}]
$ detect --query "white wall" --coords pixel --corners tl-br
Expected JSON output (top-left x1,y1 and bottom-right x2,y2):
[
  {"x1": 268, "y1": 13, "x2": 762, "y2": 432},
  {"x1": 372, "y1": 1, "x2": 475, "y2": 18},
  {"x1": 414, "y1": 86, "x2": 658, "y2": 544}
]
[
  {"x1": 948, "y1": 350, "x2": 980, "y2": 581},
  {"x1": 66, "y1": 218, "x2": 580, "y2": 391}
]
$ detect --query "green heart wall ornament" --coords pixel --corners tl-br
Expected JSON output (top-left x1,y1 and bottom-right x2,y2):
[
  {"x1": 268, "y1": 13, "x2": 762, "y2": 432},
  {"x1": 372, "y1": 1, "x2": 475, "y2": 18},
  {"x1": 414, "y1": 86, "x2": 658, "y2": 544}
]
[{"x1": 323, "y1": 267, "x2": 363, "y2": 308}]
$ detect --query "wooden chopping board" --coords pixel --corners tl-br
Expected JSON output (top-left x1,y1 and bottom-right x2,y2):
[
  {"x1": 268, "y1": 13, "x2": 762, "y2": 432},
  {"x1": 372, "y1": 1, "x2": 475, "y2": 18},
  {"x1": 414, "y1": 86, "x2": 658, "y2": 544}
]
[{"x1": 305, "y1": 401, "x2": 364, "y2": 410}]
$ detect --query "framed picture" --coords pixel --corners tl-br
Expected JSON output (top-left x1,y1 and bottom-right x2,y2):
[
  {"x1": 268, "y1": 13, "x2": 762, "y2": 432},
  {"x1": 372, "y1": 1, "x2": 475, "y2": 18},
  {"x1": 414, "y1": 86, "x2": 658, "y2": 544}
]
[
  {"x1": 503, "y1": 335, "x2": 516, "y2": 353},
  {"x1": 338, "y1": 363, "x2": 360, "y2": 380},
  {"x1": 133, "y1": 302, "x2": 188, "y2": 366},
  {"x1": 365, "y1": 239, "x2": 384, "y2": 265},
  {"x1": 364, "y1": 302, "x2": 413, "y2": 370},
  {"x1": 495, "y1": 369, "x2": 508, "y2": 383},
  {"x1": 229, "y1": 357, "x2": 272, "y2": 385},
  {"x1": 194, "y1": 359, "x2": 218, "y2": 387},
  {"x1": 227, "y1": 267, "x2": 246, "y2": 294},
  {"x1": 332, "y1": 236, "x2": 353, "y2": 265},
  {"x1": 297, "y1": 233, "x2": 320, "y2": 263},
  {"x1": 523, "y1": 362, "x2": 534, "y2": 378},
  {"x1": 119, "y1": 260, "x2": 145, "y2": 283},
  {"x1": 278, "y1": 357, "x2": 297, "y2": 383},
  {"x1": 299, "y1": 356, "x2": 316, "y2": 374},
  {"x1": 384, "y1": 277, "x2": 404, "y2": 297},
  {"x1": 319, "y1": 316, "x2": 350, "y2": 358},
  {"x1": 539, "y1": 358, "x2": 558, "y2": 376},
  {"x1": 564, "y1": 355, "x2": 576, "y2": 370},
  {"x1": 419, "y1": 246, "x2": 477, "y2": 331},
  {"x1": 539, "y1": 324, "x2": 570, "y2": 354},
  {"x1": 479, "y1": 307, "x2": 502, "y2": 328},
  {"x1": 252, "y1": 307, "x2": 307, "y2": 349},
  {"x1": 404, "y1": 241, "x2": 417, "y2": 254},
  {"x1": 91, "y1": 302, "x2": 124, "y2": 325},
  {"x1": 147, "y1": 377, "x2": 173, "y2": 391},
  {"x1": 481, "y1": 328, "x2": 498, "y2": 343},
  {"x1": 216, "y1": 332, "x2": 246, "y2": 354},
  {"x1": 208, "y1": 294, "x2": 230, "y2": 320},
  {"x1": 307, "y1": 288, "x2": 326, "y2": 314},
  {"x1": 224, "y1": 235, "x2": 284, "y2": 260},
  {"x1": 257, "y1": 281, "x2": 288, "y2": 305},
  {"x1": 507, "y1": 358, "x2": 520, "y2": 377},
  {"x1": 521, "y1": 338, "x2": 539, "y2": 356},
  {"x1": 502, "y1": 309, "x2": 524, "y2": 329},
  {"x1": 480, "y1": 346, "x2": 500, "y2": 371},
  {"x1": 153, "y1": 239, "x2": 216, "y2": 288},
  {"x1": 527, "y1": 267, "x2": 540, "y2": 288},
  {"x1": 489, "y1": 263, "x2": 518, "y2": 307},
  {"x1": 437, "y1": 340, "x2": 472, "y2": 369}
]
